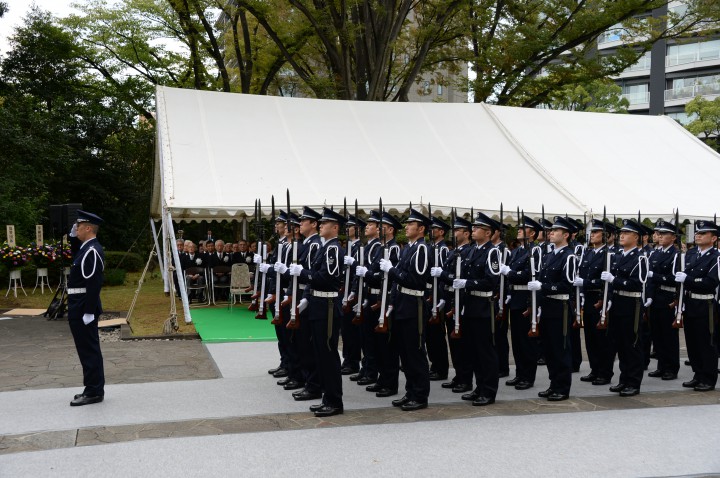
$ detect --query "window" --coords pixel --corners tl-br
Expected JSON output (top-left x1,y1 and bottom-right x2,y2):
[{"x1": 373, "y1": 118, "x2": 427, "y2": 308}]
[
  {"x1": 667, "y1": 39, "x2": 720, "y2": 66},
  {"x1": 437, "y1": 84, "x2": 443, "y2": 95}
]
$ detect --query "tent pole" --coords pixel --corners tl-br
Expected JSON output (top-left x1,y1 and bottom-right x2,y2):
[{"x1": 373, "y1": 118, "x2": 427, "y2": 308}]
[
  {"x1": 166, "y1": 211, "x2": 192, "y2": 324},
  {"x1": 151, "y1": 218, "x2": 168, "y2": 292},
  {"x1": 242, "y1": 216, "x2": 247, "y2": 240}
]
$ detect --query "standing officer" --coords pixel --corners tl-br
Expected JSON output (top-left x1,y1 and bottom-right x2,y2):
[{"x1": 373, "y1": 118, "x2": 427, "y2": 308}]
[
  {"x1": 340, "y1": 214, "x2": 365, "y2": 375},
  {"x1": 67, "y1": 210, "x2": 106, "y2": 406},
  {"x1": 491, "y1": 224, "x2": 510, "y2": 379},
  {"x1": 426, "y1": 216, "x2": 450, "y2": 381},
  {"x1": 380, "y1": 208, "x2": 433, "y2": 411},
  {"x1": 676, "y1": 220, "x2": 719, "y2": 392},
  {"x1": 528, "y1": 216, "x2": 575, "y2": 401},
  {"x1": 264, "y1": 211, "x2": 290, "y2": 379},
  {"x1": 603, "y1": 219, "x2": 645, "y2": 397},
  {"x1": 645, "y1": 220, "x2": 680, "y2": 381},
  {"x1": 452, "y1": 212, "x2": 500, "y2": 406},
  {"x1": 431, "y1": 215, "x2": 474, "y2": 393},
  {"x1": 501, "y1": 215, "x2": 542, "y2": 390},
  {"x1": 573, "y1": 219, "x2": 615, "y2": 386},
  {"x1": 289, "y1": 207, "x2": 346, "y2": 417}
]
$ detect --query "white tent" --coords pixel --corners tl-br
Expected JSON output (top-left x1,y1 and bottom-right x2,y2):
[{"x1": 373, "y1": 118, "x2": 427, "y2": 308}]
[{"x1": 151, "y1": 85, "x2": 720, "y2": 322}]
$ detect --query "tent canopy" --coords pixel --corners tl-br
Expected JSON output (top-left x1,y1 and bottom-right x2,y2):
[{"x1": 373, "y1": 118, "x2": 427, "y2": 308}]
[{"x1": 153, "y1": 86, "x2": 720, "y2": 223}]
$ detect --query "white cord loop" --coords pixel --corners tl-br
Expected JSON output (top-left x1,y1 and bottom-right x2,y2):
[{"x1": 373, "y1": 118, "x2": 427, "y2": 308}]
[{"x1": 81, "y1": 246, "x2": 104, "y2": 279}]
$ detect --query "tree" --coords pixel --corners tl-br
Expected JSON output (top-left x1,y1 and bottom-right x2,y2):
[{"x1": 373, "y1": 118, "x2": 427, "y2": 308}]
[
  {"x1": 685, "y1": 96, "x2": 720, "y2": 151},
  {"x1": 543, "y1": 79, "x2": 629, "y2": 112},
  {"x1": 0, "y1": 2, "x2": 8, "y2": 18}
]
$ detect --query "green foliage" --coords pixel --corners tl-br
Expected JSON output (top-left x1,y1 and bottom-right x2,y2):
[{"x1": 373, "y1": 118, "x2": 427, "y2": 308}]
[
  {"x1": 544, "y1": 79, "x2": 630, "y2": 112},
  {"x1": 104, "y1": 251, "x2": 145, "y2": 273},
  {"x1": 103, "y1": 268, "x2": 127, "y2": 286},
  {"x1": 685, "y1": 96, "x2": 720, "y2": 151}
]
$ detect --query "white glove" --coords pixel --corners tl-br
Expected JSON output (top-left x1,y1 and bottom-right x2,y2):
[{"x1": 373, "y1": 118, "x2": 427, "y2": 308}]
[
  {"x1": 355, "y1": 265, "x2": 368, "y2": 277},
  {"x1": 647, "y1": 271, "x2": 654, "y2": 278},
  {"x1": 283, "y1": 295, "x2": 288, "y2": 302},
  {"x1": 82, "y1": 313, "x2": 94, "y2": 325},
  {"x1": 344, "y1": 255, "x2": 355, "y2": 266},
  {"x1": 253, "y1": 254, "x2": 262, "y2": 264},
  {"x1": 644, "y1": 298, "x2": 653, "y2": 307},
  {"x1": 606, "y1": 300, "x2": 612, "y2": 311},
  {"x1": 505, "y1": 295, "x2": 511, "y2": 304},
  {"x1": 601, "y1": 271, "x2": 615, "y2": 282},
  {"x1": 274, "y1": 262, "x2": 288, "y2": 274},
  {"x1": 379, "y1": 259, "x2": 392, "y2": 273},
  {"x1": 297, "y1": 298, "x2": 308, "y2": 313},
  {"x1": 347, "y1": 292, "x2": 356, "y2": 303},
  {"x1": 352, "y1": 302, "x2": 361, "y2": 314},
  {"x1": 70, "y1": 223, "x2": 78, "y2": 238},
  {"x1": 499, "y1": 264, "x2": 511, "y2": 276},
  {"x1": 430, "y1": 267, "x2": 443, "y2": 278},
  {"x1": 453, "y1": 279, "x2": 467, "y2": 289},
  {"x1": 195, "y1": 258, "x2": 203, "y2": 265},
  {"x1": 527, "y1": 280, "x2": 542, "y2": 291},
  {"x1": 572, "y1": 277, "x2": 584, "y2": 287},
  {"x1": 674, "y1": 272, "x2": 687, "y2": 283},
  {"x1": 289, "y1": 264, "x2": 303, "y2": 276},
  {"x1": 259, "y1": 263, "x2": 271, "y2": 273},
  {"x1": 435, "y1": 299, "x2": 446, "y2": 311}
]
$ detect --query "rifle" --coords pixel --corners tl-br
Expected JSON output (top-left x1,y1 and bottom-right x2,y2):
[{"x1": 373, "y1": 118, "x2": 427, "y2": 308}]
[
  {"x1": 450, "y1": 208, "x2": 462, "y2": 339},
  {"x1": 255, "y1": 197, "x2": 272, "y2": 320},
  {"x1": 352, "y1": 199, "x2": 365, "y2": 325},
  {"x1": 428, "y1": 203, "x2": 442, "y2": 325},
  {"x1": 597, "y1": 206, "x2": 612, "y2": 330},
  {"x1": 672, "y1": 209, "x2": 685, "y2": 329},
  {"x1": 571, "y1": 214, "x2": 585, "y2": 329},
  {"x1": 342, "y1": 197, "x2": 356, "y2": 314},
  {"x1": 271, "y1": 197, "x2": 288, "y2": 326},
  {"x1": 248, "y1": 199, "x2": 261, "y2": 312},
  {"x1": 494, "y1": 203, "x2": 509, "y2": 322},
  {"x1": 375, "y1": 198, "x2": 390, "y2": 334},
  {"x1": 528, "y1": 242, "x2": 542, "y2": 337},
  {"x1": 286, "y1": 191, "x2": 301, "y2": 330}
]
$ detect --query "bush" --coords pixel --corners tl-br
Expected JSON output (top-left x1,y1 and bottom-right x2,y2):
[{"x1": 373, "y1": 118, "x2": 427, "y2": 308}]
[
  {"x1": 104, "y1": 268, "x2": 127, "y2": 286},
  {"x1": 104, "y1": 251, "x2": 144, "y2": 272}
]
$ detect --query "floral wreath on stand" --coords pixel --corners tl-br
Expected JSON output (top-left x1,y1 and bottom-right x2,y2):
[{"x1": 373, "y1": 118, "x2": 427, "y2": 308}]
[{"x1": 0, "y1": 243, "x2": 30, "y2": 270}]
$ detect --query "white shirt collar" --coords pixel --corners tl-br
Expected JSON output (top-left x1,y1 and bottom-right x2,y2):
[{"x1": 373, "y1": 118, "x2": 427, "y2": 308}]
[{"x1": 553, "y1": 244, "x2": 566, "y2": 254}]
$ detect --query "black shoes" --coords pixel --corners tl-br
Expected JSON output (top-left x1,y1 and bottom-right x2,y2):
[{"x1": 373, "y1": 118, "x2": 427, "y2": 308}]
[
  {"x1": 340, "y1": 367, "x2": 358, "y2": 375},
  {"x1": 514, "y1": 381, "x2": 533, "y2": 390},
  {"x1": 356, "y1": 377, "x2": 377, "y2": 386},
  {"x1": 591, "y1": 378, "x2": 611, "y2": 386},
  {"x1": 277, "y1": 377, "x2": 291, "y2": 386},
  {"x1": 272, "y1": 368, "x2": 289, "y2": 378},
  {"x1": 392, "y1": 395, "x2": 411, "y2": 407},
  {"x1": 461, "y1": 391, "x2": 479, "y2": 401},
  {"x1": 314, "y1": 405, "x2": 343, "y2": 417},
  {"x1": 375, "y1": 388, "x2": 398, "y2": 398},
  {"x1": 452, "y1": 383, "x2": 472, "y2": 393},
  {"x1": 547, "y1": 392, "x2": 569, "y2": 402},
  {"x1": 648, "y1": 370, "x2": 663, "y2": 378},
  {"x1": 694, "y1": 383, "x2": 715, "y2": 392},
  {"x1": 283, "y1": 380, "x2": 304, "y2": 391},
  {"x1": 682, "y1": 379, "x2": 699, "y2": 388},
  {"x1": 505, "y1": 377, "x2": 520, "y2": 386},
  {"x1": 684, "y1": 359, "x2": 691, "y2": 366},
  {"x1": 429, "y1": 371, "x2": 448, "y2": 381},
  {"x1": 268, "y1": 365, "x2": 282, "y2": 375},
  {"x1": 349, "y1": 374, "x2": 361, "y2": 382},
  {"x1": 400, "y1": 400, "x2": 427, "y2": 411},
  {"x1": 661, "y1": 373, "x2": 678, "y2": 381},
  {"x1": 580, "y1": 374, "x2": 597, "y2": 382},
  {"x1": 537, "y1": 358, "x2": 546, "y2": 366},
  {"x1": 472, "y1": 396, "x2": 495, "y2": 406},
  {"x1": 609, "y1": 383, "x2": 626, "y2": 393},
  {"x1": 293, "y1": 389, "x2": 322, "y2": 401},
  {"x1": 70, "y1": 394, "x2": 104, "y2": 407},
  {"x1": 537, "y1": 388, "x2": 553, "y2": 398},
  {"x1": 619, "y1": 387, "x2": 640, "y2": 397},
  {"x1": 441, "y1": 380, "x2": 457, "y2": 389},
  {"x1": 366, "y1": 384, "x2": 383, "y2": 393},
  {"x1": 309, "y1": 403, "x2": 325, "y2": 412}
]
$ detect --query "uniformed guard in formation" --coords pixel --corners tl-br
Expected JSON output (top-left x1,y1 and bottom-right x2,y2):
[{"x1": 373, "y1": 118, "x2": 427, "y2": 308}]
[{"x1": 249, "y1": 198, "x2": 719, "y2": 413}]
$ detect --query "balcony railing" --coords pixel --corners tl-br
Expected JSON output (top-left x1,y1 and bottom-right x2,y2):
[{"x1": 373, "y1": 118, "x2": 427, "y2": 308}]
[
  {"x1": 625, "y1": 56, "x2": 652, "y2": 72},
  {"x1": 598, "y1": 29, "x2": 625, "y2": 45},
  {"x1": 666, "y1": 50, "x2": 720, "y2": 67},
  {"x1": 621, "y1": 92, "x2": 650, "y2": 105},
  {"x1": 664, "y1": 83, "x2": 720, "y2": 101}
]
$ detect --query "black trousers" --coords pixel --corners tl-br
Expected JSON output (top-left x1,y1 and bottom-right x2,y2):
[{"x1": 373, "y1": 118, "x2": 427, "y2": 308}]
[
  {"x1": 463, "y1": 316, "x2": 499, "y2": 399},
  {"x1": 649, "y1": 303, "x2": 679, "y2": 374},
  {"x1": 582, "y1": 294, "x2": 615, "y2": 380},
  {"x1": 426, "y1": 311, "x2": 449, "y2": 376},
  {"x1": 610, "y1": 297, "x2": 644, "y2": 389},
  {"x1": 340, "y1": 309, "x2": 361, "y2": 370},
  {"x1": 445, "y1": 314, "x2": 471, "y2": 385},
  {"x1": 570, "y1": 319, "x2": 582, "y2": 372},
  {"x1": 684, "y1": 303, "x2": 718, "y2": 387},
  {"x1": 509, "y1": 308, "x2": 538, "y2": 383},
  {"x1": 310, "y1": 313, "x2": 343, "y2": 408},
  {"x1": 69, "y1": 316, "x2": 105, "y2": 397},
  {"x1": 393, "y1": 317, "x2": 431, "y2": 401},
  {"x1": 358, "y1": 297, "x2": 379, "y2": 380},
  {"x1": 296, "y1": 307, "x2": 319, "y2": 392},
  {"x1": 270, "y1": 306, "x2": 289, "y2": 369},
  {"x1": 494, "y1": 313, "x2": 510, "y2": 376},
  {"x1": 539, "y1": 303, "x2": 572, "y2": 396},
  {"x1": 375, "y1": 313, "x2": 400, "y2": 392}
]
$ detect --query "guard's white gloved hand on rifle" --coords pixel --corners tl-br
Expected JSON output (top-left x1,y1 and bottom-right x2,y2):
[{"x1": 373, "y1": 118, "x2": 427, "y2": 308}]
[
  {"x1": 601, "y1": 271, "x2": 615, "y2": 282},
  {"x1": 435, "y1": 299, "x2": 446, "y2": 311},
  {"x1": 344, "y1": 256, "x2": 355, "y2": 266},
  {"x1": 452, "y1": 279, "x2": 467, "y2": 289},
  {"x1": 430, "y1": 267, "x2": 443, "y2": 278},
  {"x1": 674, "y1": 272, "x2": 687, "y2": 283},
  {"x1": 644, "y1": 298, "x2": 653, "y2": 307},
  {"x1": 274, "y1": 262, "x2": 288, "y2": 274},
  {"x1": 259, "y1": 263, "x2": 271, "y2": 274},
  {"x1": 527, "y1": 280, "x2": 542, "y2": 291},
  {"x1": 289, "y1": 264, "x2": 303, "y2": 276},
  {"x1": 573, "y1": 277, "x2": 584, "y2": 287},
  {"x1": 355, "y1": 265, "x2": 368, "y2": 277},
  {"x1": 82, "y1": 313, "x2": 94, "y2": 325},
  {"x1": 379, "y1": 259, "x2": 392, "y2": 273},
  {"x1": 253, "y1": 254, "x2": 262, "y2": 264},
  {"x1": 505, "y1": 295, "x2": 511, "y2": 304},
  {"x1": 297, "y1": 298, "x2": 308, "y2": 313},
  {"x1": 499, "y1": 265, "x2": 511, "y2": 276},
  {"x1": 352, "y1": 302, "x2": 361, "y2": 314},
  {"x1": 347, "y1": 292, "x2": 356, "y2": 303}
]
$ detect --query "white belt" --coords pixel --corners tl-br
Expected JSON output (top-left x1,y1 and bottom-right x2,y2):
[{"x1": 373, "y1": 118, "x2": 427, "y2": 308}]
[
  {"x1": 469, "y1": 291, "x2": 493, "y2": 298},
  {"x1": 312, "y1": 290, "x2": 338, "y2": 298},
  {"x1": 512, "y1": 285, "x2": 529, "y2": 291},
  {"x1": 547, "y1": 294, "x2": 570, "y2": 300},
  {"x1": 297, "y1": 284, "x2": 306, "y2": 290},
  {"x1": 67, "y1": 288, "x2": 87, "y2": 295},
  {"x1": 400, "y1": 287, "x2": 424, "y2": 297},
  {"x1": 614, "y1": 290, "x2": 641, "y2": 298},
  {"x1": 369, "y1": 288, "x2": 381, "y2": 294},
  {"x1": 660, "y1": 285, "x2": 677, "y2": 293},
  {"x1": 689, "y1": 293, "x2": 714, "y2": 300}
]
